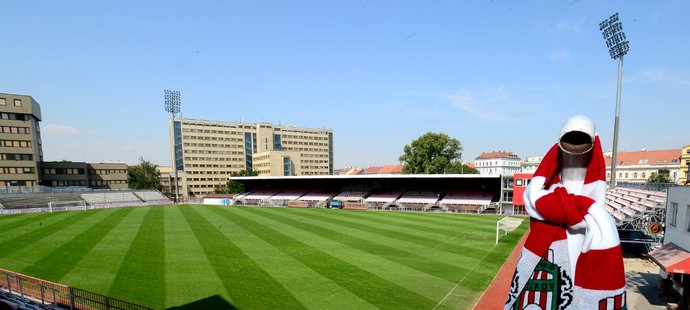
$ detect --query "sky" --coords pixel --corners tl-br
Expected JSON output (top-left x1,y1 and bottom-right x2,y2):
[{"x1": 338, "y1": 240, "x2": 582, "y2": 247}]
[{"x1": 2, "y1": 1, "x2": 689, "y2": 168}]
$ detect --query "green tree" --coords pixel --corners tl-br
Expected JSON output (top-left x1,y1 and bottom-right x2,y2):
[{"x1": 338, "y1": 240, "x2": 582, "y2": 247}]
[
  {"x1": 128, "y1": 157, "x2": 162, "y2": 190},
  {"x1": 399, "y1": 132, "x2": 463, "y2": 174},
  {"x1": 214, "y1": 169, "x2": 259, "y2": 194},
  {"x1": 647, "y1": 172, "x2": 672, "y2": 183},
  {"x1": 445, "y1": 161, "x2": 479, "y2": 174}
]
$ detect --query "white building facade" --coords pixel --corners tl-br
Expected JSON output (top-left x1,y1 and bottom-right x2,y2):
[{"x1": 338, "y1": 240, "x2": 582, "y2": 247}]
[{"x1": 474, "y1": 151, "x2": 521, "y2": 175}]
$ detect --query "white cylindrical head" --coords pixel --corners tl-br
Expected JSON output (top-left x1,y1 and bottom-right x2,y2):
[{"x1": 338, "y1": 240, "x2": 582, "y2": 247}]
[{"x1": 559, "y1": 115, "x2": 596, "y2": 155}]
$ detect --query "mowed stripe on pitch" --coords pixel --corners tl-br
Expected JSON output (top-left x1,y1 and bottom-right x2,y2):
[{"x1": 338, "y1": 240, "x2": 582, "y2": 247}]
[
  {"x1": 0, "y1": 212, "x2": 63, "y2": 233},
  {"x1": 251, "y1": 207, "x2": 477, "y2": 282},
  {"x1": 292, "y1": 209, "x2": 494, "y2": 265},
  {"x1": 333, "y1": 210, "x2": 498, "y2": 242},
  {"x1": 109, "y1": 207, "x2": 166, "y2": 310},
  {"x1": 163, "y1": 206, "x2": 228, "y2": 309},
  {"x1": 0, "y1": 210, "x2": 100, "y2": 270},
  {"x1": 200, "y1": 206, "x2": 377, "y2": 310},
  {"x1": 22, "y1": 207, "x2": 134, "y2": 280},
  {"x1": 60, "y1": 207, "x2": 150, "y2": 294},
  {"x1": 300, "y1": 211, "x2": 495, "y2": 259},
  {"x1": 179, "y1": 206, "x2": 303, "y2": 309},
  {"x1": 229, "y1": 207, "x2": 443, "y2": 307}
]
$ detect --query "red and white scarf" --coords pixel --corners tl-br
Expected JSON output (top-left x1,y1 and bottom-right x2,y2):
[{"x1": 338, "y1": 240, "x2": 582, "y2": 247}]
[{"x1": 505, "y1": 136, "x2": 627, "y2": 309}]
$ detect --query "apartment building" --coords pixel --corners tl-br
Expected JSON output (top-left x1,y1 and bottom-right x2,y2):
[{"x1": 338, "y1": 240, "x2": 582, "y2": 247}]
[
  {"x1": 168, "y1": 118, "x2": 333, "y2": 198},
  {"x1": 474, "y1": 151, "x2": 521, "y2": 175},
  {"x1": 604, "y1": 148, "x2": 682, "y2": 184},
  {"x1": 0, "y1": 93, "x2": 43, "y2": 187},
  {"x1": 680, "y1": 144, "x2": 690, "y2": 185}
]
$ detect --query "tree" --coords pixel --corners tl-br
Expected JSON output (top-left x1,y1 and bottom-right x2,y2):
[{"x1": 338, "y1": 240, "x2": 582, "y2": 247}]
[
  {"x1": 128, "y1": 156, "x2": 162, "y2": 190},
  {"x1": 214, "y1": 169, "x2": 258, "y2": 194},
  {"x1": 445, "y1": 161, "x2": 479, "y2": 174},
  {"x1": 647, "y1": 172, "x2": 672, "y2": 184},
  {"x1": 399, "y1": 132, "x2": 463, "y2": 174}
]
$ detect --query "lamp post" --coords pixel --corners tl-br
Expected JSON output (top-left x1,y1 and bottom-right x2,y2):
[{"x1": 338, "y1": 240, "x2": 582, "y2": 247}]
[
  {"x1": 599, "y1": 12, "x2": 630, "y2": 188},
  {"x1": 164, "y1": 89, "x2": 181, "y2": 202}
]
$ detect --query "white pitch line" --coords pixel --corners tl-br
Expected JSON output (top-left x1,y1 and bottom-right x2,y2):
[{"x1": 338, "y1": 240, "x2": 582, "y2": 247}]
[{"x1": 432, "y1": 244, "x2": 498, "y2": 310}]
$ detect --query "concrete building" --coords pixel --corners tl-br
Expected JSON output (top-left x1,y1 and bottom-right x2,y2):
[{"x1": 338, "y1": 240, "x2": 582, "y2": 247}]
[
  {"x1": 474, "y1": 151, "x2": 520, "y2": 175},
  {"x1": 604, "y1": 148, "x2": 682, "y2": 185},
  {"x1": 647, "y1": 186, "x2": 690, "y2": 309},
  {"x1": 167, "y1": 118, "x2": 333, "y2": 198},
  {"x1": 1, "y1": 92, "x2": 129, "y2": 191},
  {"x1": 40, "y1": 161, "x2": 128, "y2": 189},
  {"x1": 0, "y1": 93, "x2": 43, "y2": 187}
]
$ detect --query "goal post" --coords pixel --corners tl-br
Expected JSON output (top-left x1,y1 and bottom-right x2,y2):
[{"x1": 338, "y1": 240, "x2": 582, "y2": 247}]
[
  {"x1": 48, "y1": 200, "x2": 87, "y2": 212},
  {"x1": 496, "y1": 217, "x2": 524, "y2": 244}
]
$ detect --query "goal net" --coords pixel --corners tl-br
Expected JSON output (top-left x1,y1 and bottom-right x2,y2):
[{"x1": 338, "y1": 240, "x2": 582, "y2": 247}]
[
  {"x1": 48, "y1": 200, "x2": 87, "y2": 212},
  {"x1": 496, "y1": 217, "x2": 524, "y2": 244}
]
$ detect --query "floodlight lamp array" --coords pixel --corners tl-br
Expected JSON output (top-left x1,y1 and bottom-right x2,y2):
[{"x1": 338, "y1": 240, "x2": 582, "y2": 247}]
[
  {"x1": 164, "y1": 89, "x2": 181, "y2": 114},
  {"x1": 599, "y1": 13, "x2": 629, "y2": 60}
]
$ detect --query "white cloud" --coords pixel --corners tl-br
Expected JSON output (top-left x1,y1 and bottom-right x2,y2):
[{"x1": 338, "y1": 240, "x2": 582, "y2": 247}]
[
  {"x1": 624, "y1": 68, "x2": 690, "y2": 87},
  {"x1": 549, "y1": 49, "x2": 570, "y2": 61},
  {"x1": 42, "y1": 124, "x2": 80, "y2": 136},
  {"x1": 443, "y1": 87, "x2": 513, "y2": 124},
  {"x1": 556, "y1": 16, "x2": 588, "y2": 32}
]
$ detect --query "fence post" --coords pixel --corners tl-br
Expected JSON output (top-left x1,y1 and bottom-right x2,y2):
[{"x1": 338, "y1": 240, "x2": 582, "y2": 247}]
[
  {"x1": 69, "y1": 287, "x2": 75, "y2": 310},
  {"x1": 40, "y1": 282, "x2": 46, "y2": 304},
  {"x1": 17, "y1": 276, "x2": 25, "y2": 298},
  {"x1": 4, "y1": 273, "x2": 11, "y2": 293}
]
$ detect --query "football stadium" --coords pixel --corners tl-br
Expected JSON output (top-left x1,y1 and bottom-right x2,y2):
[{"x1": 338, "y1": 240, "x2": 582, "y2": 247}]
[{"x1": 0, "y1": 175, "x2": 530, "y2": 310}]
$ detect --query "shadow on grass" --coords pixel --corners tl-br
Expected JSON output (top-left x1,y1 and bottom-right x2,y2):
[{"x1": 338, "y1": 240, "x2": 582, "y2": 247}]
[{"x1": 167, "y1": 295, "x2": 237, "y2": 310}]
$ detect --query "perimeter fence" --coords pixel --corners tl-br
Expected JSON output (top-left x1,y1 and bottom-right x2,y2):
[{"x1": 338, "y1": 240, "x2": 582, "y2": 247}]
[{"x1": 0, "y1": 268, "x2": 152, "y2": 310}]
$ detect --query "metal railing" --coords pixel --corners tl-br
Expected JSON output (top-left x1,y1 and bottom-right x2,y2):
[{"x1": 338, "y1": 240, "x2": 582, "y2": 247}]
[{"x1": 0, "y1": 268, "x2": 152, "y2": 310}]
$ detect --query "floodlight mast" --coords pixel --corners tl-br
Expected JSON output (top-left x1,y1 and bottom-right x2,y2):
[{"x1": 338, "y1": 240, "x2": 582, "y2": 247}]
[
  {"x1": 164, "y1": 90, "x2": 181, "y2": 202},
  {"x1": 600, "y1": 13, "x2": 629, "y2": 189}
]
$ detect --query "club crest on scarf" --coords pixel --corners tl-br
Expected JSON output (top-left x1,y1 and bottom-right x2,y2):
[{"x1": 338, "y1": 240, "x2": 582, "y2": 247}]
[{"x1": 506, "y1": 250, "x2": 573, "y2": 310}]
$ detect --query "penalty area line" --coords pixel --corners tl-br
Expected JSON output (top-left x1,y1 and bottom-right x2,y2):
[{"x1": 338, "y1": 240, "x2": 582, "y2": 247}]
[{"x1": 432, "y1": 244, "x2": 498, "y2": 310}]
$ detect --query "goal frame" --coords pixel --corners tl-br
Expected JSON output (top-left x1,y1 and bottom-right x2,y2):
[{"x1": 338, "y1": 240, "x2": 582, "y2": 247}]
[
  {"x1": 496, "y1": 217, "x2": 524, "y2": 244},
  {"x1": 48, "y1": 200, "x2": 87, "y2": 212}
]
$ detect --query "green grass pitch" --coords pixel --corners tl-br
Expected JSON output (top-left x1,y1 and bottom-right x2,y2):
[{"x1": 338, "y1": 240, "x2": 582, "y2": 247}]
[{"x1": 0, "y1": 205, "x2": 527, "y2": 309}]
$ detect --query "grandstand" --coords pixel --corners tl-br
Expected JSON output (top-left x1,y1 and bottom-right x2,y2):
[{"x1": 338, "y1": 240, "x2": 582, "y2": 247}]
[
  {"x1": 0, "y1": 188, "x2": 171, "y2": 215},
  {"x1": 439, "y1": 191, "x2": 494, "y2": 213},
  {"x1": 297, "y1": 191, "x2": 336, "y2": 208},
  {"x1": 605, "y1": 187, "x2": 666, "y2": 225},
  {"x1": 226, "y1": 174, "x2": 505, "y2": 213},
  {"x1": 364, "y1": 190, "x2": 403, "y2": 210},
  {"x1": 332, "y1": 190, "x2": 368, "y2": 202},
  {"x1": 395, "y1": 191, "x2": 440, "y2": 211},
  {"x1": 604, "y1": 186, "x2": 667, "y2": 251}
]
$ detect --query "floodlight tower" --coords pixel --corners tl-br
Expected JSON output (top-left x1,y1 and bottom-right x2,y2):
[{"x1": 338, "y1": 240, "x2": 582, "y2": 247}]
[
  {"x1": 599, "y1": 12, "x2": 630, "y2": 188},
  {"x1": 164, "y1": 89, "x2": 181, "y2": 202}
]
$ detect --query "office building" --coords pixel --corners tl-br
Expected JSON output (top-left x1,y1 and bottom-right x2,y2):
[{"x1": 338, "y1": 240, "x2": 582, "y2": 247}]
[
  {"x1": 0, "y1": 93, "x2": 43, "y2": 187},
  {"x1": 168, "y1": 118, "x2": 333, "y2": 198}
]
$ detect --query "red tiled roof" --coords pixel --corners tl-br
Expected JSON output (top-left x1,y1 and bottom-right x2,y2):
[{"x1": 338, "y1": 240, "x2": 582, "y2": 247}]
[
  {"x1": 361, "y1": 164, "x2": 404, "y2": 174},
  {"x1": 604, "y1": 149, "x2": 681, "y2": 166},
  {"x1": 475, "y1": 151, "x2": 519, "y2": 160}
]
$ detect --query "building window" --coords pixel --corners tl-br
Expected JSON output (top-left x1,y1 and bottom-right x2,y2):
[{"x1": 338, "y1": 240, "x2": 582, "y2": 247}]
[
  {"x1": 670, "y1": 202, "x2": 678, "y2": 227},
  {"x1": 633, "y1": 172, "x2": 637, "y2": 179},
  {"x1": 687, "y1": 205, "x2": 690, "y2": 232},
  {"x1": 624, "y1": 173, "x2": 628, "y2": 178},
  {"x1": 0, "y1": 98, "x2": 6, "y2": 106},
  {"x1": 14, "y1": 99, "x2": 22, "y2": 107},
  {"x1": 642, "y1": 172, "x2": 646, "y2": 179}
]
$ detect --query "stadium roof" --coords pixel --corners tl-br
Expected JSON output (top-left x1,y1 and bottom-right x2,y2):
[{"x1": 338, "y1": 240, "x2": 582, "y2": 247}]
[{"x1": 231, "y1": 174, "x2": 500, "y2": 181}]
